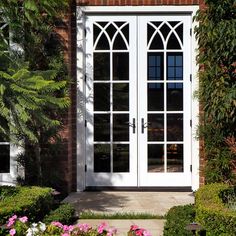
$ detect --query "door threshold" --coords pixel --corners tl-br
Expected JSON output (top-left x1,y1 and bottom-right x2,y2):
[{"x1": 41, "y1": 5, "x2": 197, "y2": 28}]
[{"x1": 85, "y1": 186, "x2": 192, "y2": 192}]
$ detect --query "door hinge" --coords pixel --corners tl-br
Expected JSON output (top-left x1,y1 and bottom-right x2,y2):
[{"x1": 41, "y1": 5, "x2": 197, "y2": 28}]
[
  {"x1": 85, "y1": 120, "x2": 87, "y2": 127},
  {"x1": 190, "y1": 74, "x2": 192, "y2": 82},
  {"x1": 190, "y1": 28, "x2": 192, "y2": 36},
  {"x1": 84, "y1": 75, "x2": 87, "y2": 83},
  {"x1": 190, "y1": 119, "x2": 192, "y2": 127},
  {"x1": 84, "y1": 28, "x2": 87, "y2": 37},
  {"x1": 190, "y1": 165, "x2": 192, "y2": 172},
  {"x1": 85, "y1": 164, "x2": 87, "y2": 172}
]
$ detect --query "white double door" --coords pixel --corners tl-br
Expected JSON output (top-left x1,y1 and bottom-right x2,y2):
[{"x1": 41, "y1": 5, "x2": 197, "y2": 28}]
[{"x1": 85, "y1": 14, "x2": 192, "y2": 187}]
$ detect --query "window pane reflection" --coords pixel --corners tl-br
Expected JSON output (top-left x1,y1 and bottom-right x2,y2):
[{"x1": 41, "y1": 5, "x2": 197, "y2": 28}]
[
  {"x1": 94, "y1": 83, "x2": 110, "y2": 111},
  {"x1": 113, "y1": 83, "x2": 129, "y2": 111},
  {"x1": 94, "y1": 53, "x2": 110, "y2": 81},
  {"x1": 113, "y1": 144, "x2": 129, "y2": 172},
  {"x1": 94, "y1": 114, "x2": 110, "y2": 141},
  {"x1": 148, "y1": 114, "x2": 164, "y2": 141},
  {"x1": 148, "y1": 144, "x2": 164, "y2": 172},
  {"x1": 167, "y1": 144, "x2": 183, "y2": 172},
  {"x1": 94, "y1": 144, "x2": 110, "y2": 172},
  {"x1": 167, "y1": 114, "x2": 183, "y2": 141},
  {"x1": 167, "y1": 83, "x2": 183, "y2": 111},
  {"x1": 113, "y1": 53, "x2": 129, "y2": 80},
  {"x1": 113, "y1": 114, "x2": 129, "y2": 142},
  {"x1": 148, "y1": 83, "x2": 164, "y2": 111}
]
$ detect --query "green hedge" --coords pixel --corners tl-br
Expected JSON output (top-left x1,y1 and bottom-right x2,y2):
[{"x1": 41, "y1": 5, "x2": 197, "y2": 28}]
[
  {"x1": 0, "y1": 186, "x2": 53, "y2": 225},
  {"x1": 195, "y1": 183, "x2": 236, "y2": 236},
  {"x1": 43, "y1": 203, "x2": 75, "y2": 225},
  {"x1": 163, "y1": 204, "x2": 196, "y2": 236}
]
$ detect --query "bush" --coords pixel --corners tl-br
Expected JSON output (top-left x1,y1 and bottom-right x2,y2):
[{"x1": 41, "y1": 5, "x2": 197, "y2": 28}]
[
  {"x1": 163, "y1": 204, "x2": 196, "y2": 236},
  {"x1": 0, "y1": 186, "x2": 19, "y2": 201},
  {"x1": 0, "y1": 186, "x2": 53, "y2": 225},
  {"x1": 43, "y1": 203, "x2": 76, "y2": 225},
  {"x1": 195, "y1": 183, "x2": 236, "y2": 236}
]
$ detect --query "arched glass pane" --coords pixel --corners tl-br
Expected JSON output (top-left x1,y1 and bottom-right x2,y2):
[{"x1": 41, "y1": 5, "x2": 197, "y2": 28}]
[
  {"x1": 106, "y1": 23, "x2": 117, "y2": 40},
  {"x1": 93, "y1": 24, "x2": 101, "y2": 44},
  {"x1": 150, "y1": 32, "x2": 164, "y2": 50},
  {"x1": 175, "y1": 24, "x2": 183, "y2": 43},
  {"x1": 160, "y1": 23, "x2": 171, "y2": 40},
  {"x1": 168, "y1": 21, "x2": 179, "y2": 27},
  {"x1": 113, "y1": 33, "x2": 127, "y2": 49},
  {"x1": 96, "y1": 33, "x2": 110, "y2": 50},
  {"x1": 167, "y1": 33, "x2": 181, "y2": 49},
  {"x1": 148, "y1": 24, "x2": 155, "y2": 44},
  {"x1": 121, "y1": 24, "x2": 129, "y2": 44}
]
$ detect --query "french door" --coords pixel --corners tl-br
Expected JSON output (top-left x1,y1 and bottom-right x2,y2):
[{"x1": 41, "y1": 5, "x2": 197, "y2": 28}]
[{"x1": 85, "y1": 15, "x2": 192, "y2": 187}]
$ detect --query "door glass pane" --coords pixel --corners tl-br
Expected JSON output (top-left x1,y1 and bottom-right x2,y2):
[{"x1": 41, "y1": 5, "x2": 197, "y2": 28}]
[
  {"x1": 113, "y1": 114, "x2": 129, "y2": 141},
  {"x1": 167, "y1": 114, "x2": 183, "y2": 141},
  {"x1": 94, "y1": 53, "x2": 110, "y2": 81},
  {"x1": 94, "y1": 144, "x2": 110, "y2": 172},
  {"x1": 167, "y1": 83, "x2": 183, "y2": 111},
  {"x1": 148, "y1": 83, "x2": 164, "y2": 111},
  {"x1": 94, "y1": 83, "x2": 110, "y2": 111},
  {"x1": 167, "y1": 144, "x2": 183, "y2": 172},
  {"x1": 148, "y1": 144, "x2": 164, "y2": 172},
  {"x1": 113, "y1": 53, "x2": 129, "y2": 80},
  {"x1": 167, "y1": 53, "x2": 183, "y2": 80},
  {"x1": 94, "y1": 114, "x2": 110, "y2": 141},
  {"x1": 95, "y1": 33, "x2": 110, "y2": 50},
  {"x1": 148, "y1": 53, "x2": 163, "y2": 80},
  {"x1": 113, "y1": 83, "x2": 129, "y2": 111},
  {"x1": 0, "y1": 145, "x2": 10, "y2": 173},
  {"x1": 148, "y1": 114, "x2": 164, "y2": 141},
  {"x1": 113, "y1": 144, "x2": 129, "y2": 172}
]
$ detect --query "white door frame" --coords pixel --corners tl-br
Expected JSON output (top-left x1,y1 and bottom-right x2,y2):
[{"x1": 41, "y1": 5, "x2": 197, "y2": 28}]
[{"x1": 76, "y1": 5, "x2": 199, "y2": 191}]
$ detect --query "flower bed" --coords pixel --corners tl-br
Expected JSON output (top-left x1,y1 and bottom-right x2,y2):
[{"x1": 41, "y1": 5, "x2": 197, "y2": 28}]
[{"x1": 1, "y1": 215, "x2": 152, "y2": 236}]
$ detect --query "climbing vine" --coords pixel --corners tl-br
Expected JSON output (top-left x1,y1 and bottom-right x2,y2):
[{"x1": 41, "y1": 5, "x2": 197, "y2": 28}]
[{"x1": 194, "y1": 0, "x2": 236, "y2": 183}]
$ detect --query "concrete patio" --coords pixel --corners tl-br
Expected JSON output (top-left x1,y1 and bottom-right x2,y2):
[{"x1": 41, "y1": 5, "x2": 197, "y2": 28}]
[
  {"x1": 64, "y1": 191, "x2": 194, "y2": 216},
  {"x1": 63, "y1": 191, "x2": 194, "y2": 235}
]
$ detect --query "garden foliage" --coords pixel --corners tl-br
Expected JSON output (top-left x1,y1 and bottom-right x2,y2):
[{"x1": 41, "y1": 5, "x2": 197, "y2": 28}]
[
  {"x1": 43, "y1": 203, "x2": 76, "y2": 225},
  {"x1": 195, "y1": 183, "x2": 236, "y2": 235},
  {"x1": 194, "y1": 0, "x2": 236, "y2": 183},
  {"x1": 163, "y1": 204, "x2": 196, "y2": 236},
  {"x1": 0, "y1": 186, "x2": 53, "y2": 225},
  {"x1": 0, "y1": 0, "x2": 70, "y2": 186}
]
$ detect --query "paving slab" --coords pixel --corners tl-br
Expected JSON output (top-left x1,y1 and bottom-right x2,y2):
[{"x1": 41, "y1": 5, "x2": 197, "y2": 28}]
[
  {"x1": 77, "y1": 219, "x2": 165, "y2": 236},
  {"x1": 64, "y1": 191, "x2": 194, "y2": 216}
]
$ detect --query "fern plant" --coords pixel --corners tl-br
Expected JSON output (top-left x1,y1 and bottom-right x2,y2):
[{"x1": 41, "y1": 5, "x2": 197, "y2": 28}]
[{"x1": 0, "y1": 0, "x2": 70, "y2": 186}]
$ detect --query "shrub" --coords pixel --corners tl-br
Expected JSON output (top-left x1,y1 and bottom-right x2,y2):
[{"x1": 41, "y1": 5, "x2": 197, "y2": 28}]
[
  {"x1": 43, "y1": 203, "x2": 76, "y2": 225},
  {"x1": 0, "y1": 186, "x2": 53, "y2": 225},
  {"x1": 195, "y1": 183, "x2": 236, "y2": 236},
  {"x1": 163, "y1": 204, "x2": 196, "y2": 236},
  {"x1": 0, "y1": 186, "x2": 19, "y2": 201}
]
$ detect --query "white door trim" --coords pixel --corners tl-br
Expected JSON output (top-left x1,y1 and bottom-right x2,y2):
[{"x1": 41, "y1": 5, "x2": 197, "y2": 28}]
[{"x1": 76, "y1": 5, "x2": 199, "y2": 191}]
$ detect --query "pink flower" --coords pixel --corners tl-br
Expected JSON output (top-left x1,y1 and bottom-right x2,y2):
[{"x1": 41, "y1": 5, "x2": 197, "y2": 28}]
[
  {"x1": 62, "y1": 234, "x2": 70, "y2": 236},
  {"x1": 77, "y1": 223, "x2": 90, "y2": 232},
  {"x1": 51, "y1": 221, "x2": 63, "y2": 228},
  {"x1": 130, "y1": 225, "x2": 139, "y2": 231},
  {"x1": 107, "y1": 227, "x2": 117, "y2": 236},
  {"x1": 19, "y1": 216, "x2": 28, "y2": 223},
  {"x1": 68, "y1": 225, "x2": 74, "y2": 232},
  {"x1": 135, "y1": 229, "x2": 144, "y2": 236},
  {"x1": 7, "y1": 215, "x2": 18, "y2": 227},
  {"x1": 97, "y1": 222, "x2": 108, "y2": 234},
  {"x1": 9, "y1": 228, "x2": 16, "y2": 236},
  {"x1": 63, "y1": 225, "x2": 69, "y2": 231},
  {"x1": 143, "y1": 230, "x2": 152, "y2": 236}
]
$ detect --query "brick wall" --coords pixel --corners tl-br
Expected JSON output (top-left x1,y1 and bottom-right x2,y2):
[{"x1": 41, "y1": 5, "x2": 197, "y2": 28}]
[{"x1": 61, "y1": 0, "x2": 205, "y2": 192}]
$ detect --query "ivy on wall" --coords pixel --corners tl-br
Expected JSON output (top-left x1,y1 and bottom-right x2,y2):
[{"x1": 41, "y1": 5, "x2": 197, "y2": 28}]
[{"x1": 194, "y1": 0, "x2": 236, "y2": 183}]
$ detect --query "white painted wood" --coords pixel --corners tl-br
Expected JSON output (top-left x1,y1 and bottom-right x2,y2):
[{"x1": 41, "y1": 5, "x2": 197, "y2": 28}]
[
  {"x1": 85, "y1": 15, "x2": 137, "y2": 186},
  {"x1": 76, "y1": 7, "x2": 86, "y2": 191}
]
